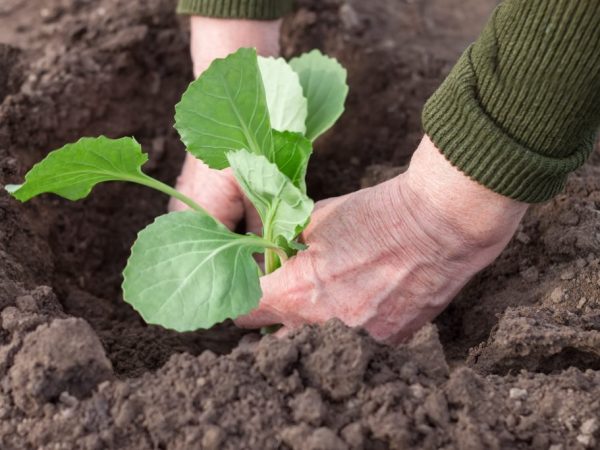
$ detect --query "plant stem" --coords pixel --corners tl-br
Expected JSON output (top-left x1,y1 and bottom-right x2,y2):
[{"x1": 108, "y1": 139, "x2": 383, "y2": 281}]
[
  {"x1": 264, "y1": 247, "x2": 288, "y2": 275},
  {"x1": 130, "y1": 174, "x2": 207, "y2": 213},
  {"x1": 265, "y1": 249, "x2": 278, "y2": 275},
  {"x1": 263, "y1": 221, "x2": 288, "y2": 275}
]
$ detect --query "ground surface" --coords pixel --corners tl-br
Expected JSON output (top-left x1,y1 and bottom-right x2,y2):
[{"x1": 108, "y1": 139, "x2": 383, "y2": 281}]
[{"x1": 1, "y1": 0, "x2": 600, "y2": 449}]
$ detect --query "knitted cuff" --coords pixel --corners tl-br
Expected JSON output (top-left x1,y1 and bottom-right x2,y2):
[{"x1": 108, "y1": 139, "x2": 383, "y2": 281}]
[
  {"x1": 423, "y1": 0, "x2": 600, "y2": 203},
  {"x1": 177, "y1": 0, "x2": 293, "y2": 20},
  {"x1": 422, "y1": 50, "x2": 594, "y2": 203}
]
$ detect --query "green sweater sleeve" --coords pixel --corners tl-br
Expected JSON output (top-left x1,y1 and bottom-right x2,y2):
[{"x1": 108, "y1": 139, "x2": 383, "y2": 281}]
[
  {"x1": 423, "y1": 0, "x2": 600, "y2": 203},
  {"x1": 177, "y1": 0, "x2": 293, "y2": 20}
]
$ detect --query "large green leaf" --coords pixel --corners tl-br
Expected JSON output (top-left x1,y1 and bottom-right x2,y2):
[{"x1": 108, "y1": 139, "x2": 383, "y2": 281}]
[
  {"x1": 228, "y1": 149, "x2": 313, "y2": 242},
  {"x1": 272, "y1": 130, "x2": 313, "y2": 193},
  {"x1": 257, "y1": 56, "x2": 308, "y2": 134},
  {"x1": 6, "y1": 136, "x2": 150, "y2": 202},
  {"x1": 123, "y1": 211, "x2": 267, "y2": 332},
  {"x1": 289, "y1": 50, "x2": 349, "y2": 141},
  {"x1": 175, "y1": 48, "x2": 274, "y2": 169}
]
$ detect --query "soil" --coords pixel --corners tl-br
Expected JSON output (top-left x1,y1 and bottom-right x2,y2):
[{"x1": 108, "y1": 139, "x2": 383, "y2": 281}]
[{"x1": 1, "y1": 0, "x2": 599, "y2": 449}]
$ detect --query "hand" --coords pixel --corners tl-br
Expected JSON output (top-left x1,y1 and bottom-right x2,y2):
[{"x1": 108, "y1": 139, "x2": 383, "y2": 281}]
[
  {"x1": 237, "y1": 136, "x2": 529, "y2": 344},
  {"x1": 169, "y1": 154, "x2": 261, "y2": 231},
  {"x1": 169, "y1": 16, "x2": 281, "y2": 233}
]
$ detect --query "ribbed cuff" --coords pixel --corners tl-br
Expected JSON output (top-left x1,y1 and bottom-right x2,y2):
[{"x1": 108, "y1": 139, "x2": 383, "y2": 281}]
[
  {"x1": 177, "y1": 0, "x2": 293, "y2": 20},
  {"x1": 422, "y1": 48, "x2": 594, "y2": 204}
]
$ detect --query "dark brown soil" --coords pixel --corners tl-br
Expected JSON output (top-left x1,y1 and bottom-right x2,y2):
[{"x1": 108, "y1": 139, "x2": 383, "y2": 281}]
[{"x1": 1, "y1": 0, "x2": 600, "y2": 449}]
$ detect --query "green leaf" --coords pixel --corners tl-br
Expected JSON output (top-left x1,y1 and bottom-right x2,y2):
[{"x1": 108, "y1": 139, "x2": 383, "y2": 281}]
[
  {"x1": 275, "y1": 235, "x2": 308, "y2": 258},
  {"x1": 227, "y1": 149, "x2": 313, "y2": 242},
  {"x1": 6, "y1": 136, "x2": 149, "y2": 202},
  {"x1": 289, "y1": 50, "x2": 349, "y2": 141},
  {"x1": 175, "y1": 48, "x2": 274, "y2": 169},
  {"x1": 123, "y1": 211, "x2": 268, "y2": 332},
  {"x1": 257, "y1": 56, "x2": 308, "y2": 134},
  {"x1": 272, "y1": 130, "x2": 313, "y2": 193},
  {"x1": 286, "y1": 240, "x2": 309, "y2": 252}
]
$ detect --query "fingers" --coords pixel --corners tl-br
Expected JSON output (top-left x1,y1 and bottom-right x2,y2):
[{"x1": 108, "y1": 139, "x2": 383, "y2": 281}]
[
  {"x1": 234, "y1": 304, "x2": 280, "y2": 328},
  {"x1": 238, "y1": 246, "x2": 319, "y2": 331},
  {"x1": 236, "y1": 252, "x2": 305, "y2": 329},
  {"x1": 274, "y1": 326, "x2": 294, "y2": 339},
  {"x1": 168, "y1": 196, "x2": 190, "y2": 213}
]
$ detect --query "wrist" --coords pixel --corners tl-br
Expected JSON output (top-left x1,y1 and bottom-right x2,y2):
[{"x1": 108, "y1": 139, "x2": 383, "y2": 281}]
[
  {"x1": 402, "y1": 136, "x2": 528, "y2": 249},
  {"x1": 190, "y1": 16, "x2": 281, "y2": 77}
]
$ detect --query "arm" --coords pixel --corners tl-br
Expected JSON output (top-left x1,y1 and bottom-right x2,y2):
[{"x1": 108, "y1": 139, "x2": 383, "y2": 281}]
[
  {"x1": 169, "y1": 1, "x2": 292, "y2": 233},
  {"x1": 176, "y1": 0, "x2": 293, "y2": 75},
  {"x1": 424, "y1": 0, "x2": 600, "y2": 203},
  {"x1": 239, "y1": 0, "x2": 600, "y2": 342},
  {"x1": 188, "y1": 17, "x2": 281, "y2": 78}
]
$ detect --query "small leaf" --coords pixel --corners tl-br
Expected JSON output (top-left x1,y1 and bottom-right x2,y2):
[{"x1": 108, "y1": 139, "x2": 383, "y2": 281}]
[
  {"x1": 228, "y1": 149, "x2": 314, "y2": 242},
  {"x1": 287, "y1": 241, "x2": 309, "y2": 252},
  {"x1": 257, "y1": 56, "x2": 308, "y2": 134},
  {"x1": 275, "y1": 235, "x2": 308, "y2": 258},
  {"x1": 272, "y1": 130, "x2": 313, "y2": 193},
  {"x1": 123, "y1": 211, "x2": 267, "y2": 332},
  {"x1": 290, "y1": 50, "x2": 349, "y2": 141},
  {"x1": 175, "y1": 48, "x2": 274, "y2": 169},
  {"x1": 7, "y1": 136, "x2": 149, "y2": 202}
]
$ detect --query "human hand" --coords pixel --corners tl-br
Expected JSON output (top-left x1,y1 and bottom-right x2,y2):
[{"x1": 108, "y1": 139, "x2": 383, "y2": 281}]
[
  {"x1": 237, "y1": 136, "x2": 529, "y2": 344},
  {"x1": 169, "y1": 16, "x2": 281, "y2": 233}
]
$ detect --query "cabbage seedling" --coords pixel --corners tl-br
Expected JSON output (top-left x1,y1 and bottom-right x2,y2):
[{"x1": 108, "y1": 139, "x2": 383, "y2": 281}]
[{"x1": 5, "y1": 48, "x2": 348, "y2": 331}]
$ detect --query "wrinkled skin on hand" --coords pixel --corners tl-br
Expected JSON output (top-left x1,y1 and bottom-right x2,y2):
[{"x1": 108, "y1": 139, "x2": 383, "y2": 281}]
[
  {"x1": 173, "y1": 17, "x2": 528, "y2": 343},
  {"x1": 236, "y1": 136, "x2": 528, "y2": 344}
]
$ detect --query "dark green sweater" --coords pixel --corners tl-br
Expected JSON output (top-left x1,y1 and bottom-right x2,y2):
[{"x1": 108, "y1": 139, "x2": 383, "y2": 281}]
[
  {"x1": 177, "y1": 0, "x2": 293, "y2": 19},
  {"x1": 178, "y1": 0, "x2": 600, "y2": 203}
]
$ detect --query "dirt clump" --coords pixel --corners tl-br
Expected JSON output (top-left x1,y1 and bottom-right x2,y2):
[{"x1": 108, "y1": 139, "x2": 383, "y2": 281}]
[
  {"x1": 8, "y1": 317, "x2": 113, "y2": 414},
  {"x1": 1, "y1": 319, "x2": 600, "y2": 449},
  {"x1": 469, "y1": 306, "x2": 600, "y2": 375}
]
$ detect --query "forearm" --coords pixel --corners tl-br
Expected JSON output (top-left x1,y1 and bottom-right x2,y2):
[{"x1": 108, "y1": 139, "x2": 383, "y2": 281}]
[
  {"x1": 406, "y1": 136, "x2": 528, "y2": 249},
  {"x1": 423, "y1": 0, "x2": 600, "y2": 203},
  {"x1": 172, "y1": 2, "x2": 288, "y2": 224},
  {"x1": 177, "y1": 0, "x2": 290, "y2": 76},
  {"x1": 189, "y1": 16, "x2": 281, "y2": 76}
]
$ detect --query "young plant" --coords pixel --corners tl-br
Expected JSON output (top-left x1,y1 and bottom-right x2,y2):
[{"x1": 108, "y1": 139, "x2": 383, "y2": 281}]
[{"x1": 5, "y1": 48, "x2": 348, "y2": 331}]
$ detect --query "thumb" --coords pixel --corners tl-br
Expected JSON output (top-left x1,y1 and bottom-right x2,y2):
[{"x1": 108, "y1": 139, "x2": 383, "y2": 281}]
[
  {"x1": 234, "y1": 302, "x2": 280, "y2": 329},
  {"x1": 234, "y1": 266, "x2": 285, "y2": 329}
]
